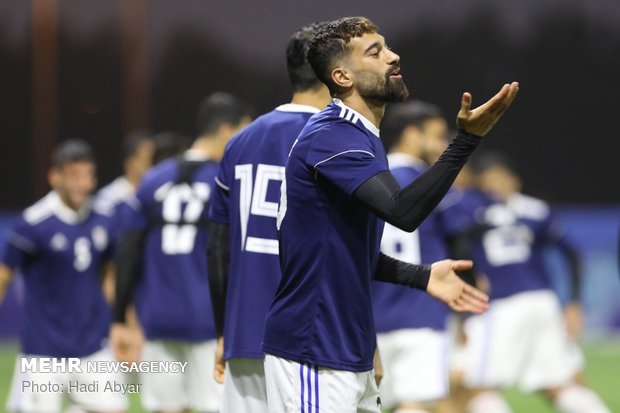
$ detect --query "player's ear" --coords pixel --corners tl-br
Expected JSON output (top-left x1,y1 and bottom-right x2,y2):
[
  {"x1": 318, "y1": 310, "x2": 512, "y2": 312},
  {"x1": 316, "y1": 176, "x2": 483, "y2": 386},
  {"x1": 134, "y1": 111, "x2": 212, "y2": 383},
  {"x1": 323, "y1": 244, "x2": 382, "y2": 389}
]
[
  {"x1": 331, "y1": 66, "x2": 353, "y2": 90},
  {"x1": 48, "y1": 167, "x2": 60, "y2": 189}
]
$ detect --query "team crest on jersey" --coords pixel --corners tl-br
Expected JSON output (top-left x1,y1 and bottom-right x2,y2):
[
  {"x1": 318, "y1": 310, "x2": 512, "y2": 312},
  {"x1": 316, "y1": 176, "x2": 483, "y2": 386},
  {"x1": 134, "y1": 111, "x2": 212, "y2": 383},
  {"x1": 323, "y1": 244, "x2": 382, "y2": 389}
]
[
  {"x1": 50, "y1": 233, "x2": 68, "y2": 251},
  {"x1": 92, "y1": 226, "x2": 108, "y2": 251}
]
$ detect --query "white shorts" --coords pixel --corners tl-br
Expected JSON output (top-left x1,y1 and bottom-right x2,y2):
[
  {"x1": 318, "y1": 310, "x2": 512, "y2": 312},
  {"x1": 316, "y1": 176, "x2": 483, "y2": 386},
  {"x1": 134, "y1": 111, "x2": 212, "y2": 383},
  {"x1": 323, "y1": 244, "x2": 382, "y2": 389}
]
[
  {"x1": 6, "y1": 347, "x2": 128, "y2": 413},
  {"x1": 140, "y1": 339, "x2": 222, "y2": 412},
  {"x1": 377, "y1": 328, "x2": 449, "y2": 407},
  {"x1": 463, "y1": 290, "x2": 584, "y2": 392},
  {"x1": 222, "y1": 358, "x2": 268, "y2": 413},
  {"x1": 264, "y1": 354, "x2": 381, "y2": 413}
]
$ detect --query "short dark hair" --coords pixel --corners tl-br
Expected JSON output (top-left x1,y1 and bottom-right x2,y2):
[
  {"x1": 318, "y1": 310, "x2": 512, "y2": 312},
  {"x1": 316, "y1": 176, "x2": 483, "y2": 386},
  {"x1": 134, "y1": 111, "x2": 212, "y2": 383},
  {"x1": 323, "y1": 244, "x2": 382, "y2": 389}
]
[
  {"x1": 286, "y1": 22, "x2": 328, "y2": 92},
  {"x1": 122, "y1": 130, "x2": 152, "y2": 161},
  {"x1": 151, "y1": 131, "x2": 192, "y2": 165},
  {"x1": 52, "y1": 139, "x2": 95, "y2": 168},
  {"x1": 307, "y1": 17, "x2": 378, "y2": 94},
  {"x1": 195, "y1": 92, "x2": 254, "y2": 136},
  {"x1": 381, "y1": 100, "x2": 444, "y2": 152},
  {"x1": 470, "y1": 151, "x2": 519, "y2": 176}
]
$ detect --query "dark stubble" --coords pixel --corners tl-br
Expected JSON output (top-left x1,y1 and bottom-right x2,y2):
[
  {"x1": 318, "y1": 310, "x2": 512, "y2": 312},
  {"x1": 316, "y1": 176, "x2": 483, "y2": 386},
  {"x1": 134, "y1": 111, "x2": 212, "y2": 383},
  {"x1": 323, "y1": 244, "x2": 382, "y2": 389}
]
[{"x1": 355, "y1": 65, "x2": 409, "y2": 103}]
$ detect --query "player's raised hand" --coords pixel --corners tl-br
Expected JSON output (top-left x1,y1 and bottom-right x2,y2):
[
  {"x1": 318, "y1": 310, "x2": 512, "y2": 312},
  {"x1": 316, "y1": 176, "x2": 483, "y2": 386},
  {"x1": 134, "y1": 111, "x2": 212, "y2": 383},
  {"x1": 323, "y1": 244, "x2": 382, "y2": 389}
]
[
  {"x1": 457, "y1": 82, "x2": 519, "y2": 137},
  {"x1": 213, "y1": 336, "x2": 226, "y2": 384},
  {"x1": 426, "y1": 260, "x2": 490, "y2": 314}
]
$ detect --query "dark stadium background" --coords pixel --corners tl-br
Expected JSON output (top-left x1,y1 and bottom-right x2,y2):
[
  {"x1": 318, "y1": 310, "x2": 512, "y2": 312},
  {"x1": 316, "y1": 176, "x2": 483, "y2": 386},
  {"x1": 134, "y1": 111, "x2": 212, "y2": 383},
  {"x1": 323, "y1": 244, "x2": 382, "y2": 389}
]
[
  {"x1": 0, "y1": 1, "x2": 619, "y2": 411},
  {"x1": 1, "y1": 0, "x2": 619, "y2": 207}
]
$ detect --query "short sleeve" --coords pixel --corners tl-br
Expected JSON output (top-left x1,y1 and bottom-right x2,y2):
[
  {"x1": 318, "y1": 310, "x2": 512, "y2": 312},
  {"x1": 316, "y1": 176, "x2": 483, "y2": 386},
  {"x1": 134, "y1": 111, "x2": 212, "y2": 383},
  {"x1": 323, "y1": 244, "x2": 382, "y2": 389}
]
[
  {"x1": 0, "y1": 217, "x2": 38, "y2": 269},
  {"x1": 209, "y1": 153, "x2": 232, "y2": 224},
  {"x1": 306, "y1": 124, "x2": 388, "y2": 196}
]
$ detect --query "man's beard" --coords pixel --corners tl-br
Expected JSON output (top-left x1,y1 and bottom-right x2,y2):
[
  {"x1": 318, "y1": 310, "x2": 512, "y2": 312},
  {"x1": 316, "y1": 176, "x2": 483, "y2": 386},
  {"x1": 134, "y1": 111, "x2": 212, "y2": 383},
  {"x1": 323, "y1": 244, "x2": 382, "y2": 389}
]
[{"x1": 355, "y1": 69, "x2": 409, "y2": 103}]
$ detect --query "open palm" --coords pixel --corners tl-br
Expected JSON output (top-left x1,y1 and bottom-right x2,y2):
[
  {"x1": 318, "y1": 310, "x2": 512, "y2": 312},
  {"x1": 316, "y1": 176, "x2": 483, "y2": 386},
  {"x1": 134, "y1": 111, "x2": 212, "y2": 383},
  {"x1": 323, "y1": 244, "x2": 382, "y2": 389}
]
[{"x1": 426, "y1": 260, "x2": 490, "y2": 314}]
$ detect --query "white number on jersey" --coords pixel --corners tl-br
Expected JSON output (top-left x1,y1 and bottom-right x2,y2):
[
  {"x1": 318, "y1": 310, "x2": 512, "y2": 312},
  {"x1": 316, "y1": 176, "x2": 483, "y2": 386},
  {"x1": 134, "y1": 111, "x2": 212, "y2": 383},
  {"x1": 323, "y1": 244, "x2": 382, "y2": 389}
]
[
  {"x1": 235, "y1": 163, "x2": 284, "y2": 255},
  {"x1": 482, "y1": 225, "x2": 533, "y2": 266},
  {"x1": 73, "y1": 236, "x2": 92, "y2": 272},
  {"x1": 154, "y1": 182, "x2": 211, "y2": 255},
  {"x1": 380, "y1": 223, "x2": 422, "y2": 265}
]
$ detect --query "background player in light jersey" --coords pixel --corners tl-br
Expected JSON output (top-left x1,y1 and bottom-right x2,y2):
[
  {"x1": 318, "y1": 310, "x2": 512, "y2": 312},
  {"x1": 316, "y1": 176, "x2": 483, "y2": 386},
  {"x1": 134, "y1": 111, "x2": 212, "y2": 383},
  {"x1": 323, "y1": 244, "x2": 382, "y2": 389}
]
[
  {"x1": 444, "y1": 153, "x2": 610, "y2": 413},
  {"x1": 373, "y1": 101, "x2": 467, "y2": 413},
  {"x1": 110, "y1": 92, "x2": 253, "y2": 413},
  {"x1": 262, "y1": 16, "x2": 518, "y2": 413},
  {"x1": 0, "y1": 140, "x2": 127, "y2": 413},
  {"x1": 96, "y1": 131, "x2": 155, "y2": 221},
  {"x1": 207, "y1": 22, "x2": 332, "y2": 413}
]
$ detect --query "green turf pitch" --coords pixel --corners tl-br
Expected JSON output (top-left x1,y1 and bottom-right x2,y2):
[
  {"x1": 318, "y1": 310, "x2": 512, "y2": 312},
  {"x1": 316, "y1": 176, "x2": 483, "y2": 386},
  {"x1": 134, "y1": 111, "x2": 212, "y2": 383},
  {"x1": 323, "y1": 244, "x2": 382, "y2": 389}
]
[{"x1": 1, "y1": 339, "x2": 618, "y2": 412}]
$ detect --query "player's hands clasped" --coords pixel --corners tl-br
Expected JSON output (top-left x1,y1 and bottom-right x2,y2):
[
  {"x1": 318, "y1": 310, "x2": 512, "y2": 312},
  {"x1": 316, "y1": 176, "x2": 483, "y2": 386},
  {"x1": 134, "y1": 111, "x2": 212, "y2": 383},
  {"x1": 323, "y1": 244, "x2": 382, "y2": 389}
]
[
  {"x1": 457, "y1": 82, "x2": 519, "y2": 137},
  {"x1": 426, "y1": 260, "x2": 490, "y2": 314}
]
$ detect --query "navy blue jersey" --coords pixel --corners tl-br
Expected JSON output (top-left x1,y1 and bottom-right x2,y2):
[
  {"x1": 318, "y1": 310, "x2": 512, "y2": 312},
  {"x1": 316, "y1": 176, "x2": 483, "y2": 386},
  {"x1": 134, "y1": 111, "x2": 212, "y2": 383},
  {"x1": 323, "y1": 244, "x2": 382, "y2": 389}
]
[
  {"x1": 372, "y1": 154, "x2": 450, "y2": 332},
  {"x1": 209, "y1": 104, "x2": 319, "y2": 359},
  {"x1": 443, "y1": 190, "x2": 558, "y2": 299},
  {"x1": 0, "y1": 192, "x2": 113, "y2": 357},
  {"x1": 263, "y1": 100, "x2": 389, "y2": 372},
  {"x1": 124, "y1": 152, "x2": 217, "y2": 341}
]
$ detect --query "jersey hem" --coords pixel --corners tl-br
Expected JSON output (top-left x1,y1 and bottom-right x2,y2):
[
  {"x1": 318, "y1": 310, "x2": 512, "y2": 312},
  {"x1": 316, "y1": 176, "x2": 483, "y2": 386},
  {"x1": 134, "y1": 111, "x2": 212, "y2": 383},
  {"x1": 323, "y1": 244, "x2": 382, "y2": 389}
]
[{"x1": 262, "y1": 344, "x2": 373, "y2": 372}]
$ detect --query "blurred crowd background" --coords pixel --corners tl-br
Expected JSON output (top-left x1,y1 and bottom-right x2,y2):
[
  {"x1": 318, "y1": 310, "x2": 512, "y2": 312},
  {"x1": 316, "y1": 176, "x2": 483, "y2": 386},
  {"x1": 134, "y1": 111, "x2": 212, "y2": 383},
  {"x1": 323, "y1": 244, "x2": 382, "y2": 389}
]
[{"x1": 0, "y1": 0, "x2": 618, "y2": 408}]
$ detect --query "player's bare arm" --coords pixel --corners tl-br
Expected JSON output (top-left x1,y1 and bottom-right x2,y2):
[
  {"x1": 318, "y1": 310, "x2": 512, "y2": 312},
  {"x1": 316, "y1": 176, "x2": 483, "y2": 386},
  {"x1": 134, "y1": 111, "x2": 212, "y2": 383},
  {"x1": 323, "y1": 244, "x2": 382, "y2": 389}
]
[
  {"x1": 0, "y1": 263, "x2": 14, "y2": 304},
  {"x1": 101, "y1": 260, "x2": 116, "y2": 305}
]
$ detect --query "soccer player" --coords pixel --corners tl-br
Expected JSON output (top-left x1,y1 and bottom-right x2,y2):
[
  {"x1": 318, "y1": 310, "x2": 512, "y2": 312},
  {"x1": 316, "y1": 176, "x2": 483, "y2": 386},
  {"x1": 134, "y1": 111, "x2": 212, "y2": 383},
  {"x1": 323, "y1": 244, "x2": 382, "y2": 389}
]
[
  {"x1": 261, "y1": 16, "x2": 519, "y2": 412},
  {"x1": 206, "y1": 23, "x2": 332, "y2": 413},
  {"x1": 110, "y1": 92, "x2": 253, "y2": 413},
  {"x1": 96, "y1": 131, "x2": 155, "y2": 221},
  {"x1": 0, "y1": 140, "x2": 127, "y2": 413},
  {"x1": 372, "y1": 101, "x2": 459, "y2": 413},
  {"x1": 445, "y1": 153, "x2": 610, "y2": 413}
]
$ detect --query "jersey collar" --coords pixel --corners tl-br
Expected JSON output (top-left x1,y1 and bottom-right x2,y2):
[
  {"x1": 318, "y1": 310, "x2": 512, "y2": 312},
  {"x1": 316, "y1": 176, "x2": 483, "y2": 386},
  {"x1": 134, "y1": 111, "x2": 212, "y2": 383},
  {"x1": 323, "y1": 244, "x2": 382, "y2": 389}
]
[
  {"x1": 387, "y1": 153, "x2": 428, "y2": 170},
  {"x1": 184, "y1": 149, "x2": 211, "y2": 161},
  {"x1": 49, "y1": 191, "x2": 92, "y2": 224},
  {"x1": 275, "y1": 103, "x2": 321, "y2": 114},
  {"x1": 332, "y1": 98, "x2": 380, "y2": 138}
]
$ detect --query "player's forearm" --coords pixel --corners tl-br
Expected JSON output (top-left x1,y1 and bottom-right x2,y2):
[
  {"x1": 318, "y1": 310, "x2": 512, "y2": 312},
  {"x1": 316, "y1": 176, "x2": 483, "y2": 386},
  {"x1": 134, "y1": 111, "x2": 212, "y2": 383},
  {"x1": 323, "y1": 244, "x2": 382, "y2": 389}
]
[
  {"x1": 374, "y1": 253, "x2": 431, "y2": 290},
  {"x1": 355, "y1": 132, "x2": 480, "y2": 232},
  {"x1": 113, "y1": 230, "x2": 144, "y2": 323},
  {"x1": 207, "y1": 220, "x2": 230, "y2": 337}
]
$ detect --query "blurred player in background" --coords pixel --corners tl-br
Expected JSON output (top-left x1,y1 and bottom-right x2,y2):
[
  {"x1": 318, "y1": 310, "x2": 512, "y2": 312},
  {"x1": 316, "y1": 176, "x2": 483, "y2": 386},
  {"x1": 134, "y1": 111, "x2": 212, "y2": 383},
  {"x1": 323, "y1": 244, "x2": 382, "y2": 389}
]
[
  {"x1": 0, "y1": 140, "x2": 127, "y2": 413},
  {"x1": 445, "y1": 153, "x2": 610, "y2": 413},
  {"x1": 206, "y1": 22, "x2": 331, "y2": 413},
  {"x1": 150, "y1": 131, "x2": 193, "y2": 166},
  {"x1": 110, "y1": 92, "x2": 253, "y2": 413},
  {"x1": 96, "y1": 131, "x2": 155, "y2": 223},
  {"x1": 262, "y1": 16, "x2": 518, "y2": 412},
  {"x1": 373, "y1": 101, "x2": 460, "y2": 413}
]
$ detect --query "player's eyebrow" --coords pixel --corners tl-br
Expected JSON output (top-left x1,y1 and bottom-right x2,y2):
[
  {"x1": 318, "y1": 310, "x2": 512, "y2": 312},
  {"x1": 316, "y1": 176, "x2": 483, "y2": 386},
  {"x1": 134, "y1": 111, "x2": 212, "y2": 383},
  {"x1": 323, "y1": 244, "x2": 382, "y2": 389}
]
[{"x1": 364, "y1": 41, "x2": 383, "y2": 54}]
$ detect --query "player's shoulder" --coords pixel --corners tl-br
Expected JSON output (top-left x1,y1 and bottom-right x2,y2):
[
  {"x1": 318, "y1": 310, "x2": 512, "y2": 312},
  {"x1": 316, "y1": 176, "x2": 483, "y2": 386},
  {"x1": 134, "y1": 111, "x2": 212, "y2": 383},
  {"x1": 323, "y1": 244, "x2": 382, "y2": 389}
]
[
  {"x1": 387, "y1": 153, "x2": 425, "y2": 176},
  {"x1": 141, "y1": 158, "x2": 178, "y2": 187},
  {"x1": 227, "y1": 105, "x2": 316, "y2": 148},
  {"x1": 509, "y1": 193, "x2": 550, "y2": 220},
  {"x1": 23, "y1": 192, "x2": 58, "y2": 226},
  {"x1": 95, "y1": 177, "x2": 133, "y2": 210}
]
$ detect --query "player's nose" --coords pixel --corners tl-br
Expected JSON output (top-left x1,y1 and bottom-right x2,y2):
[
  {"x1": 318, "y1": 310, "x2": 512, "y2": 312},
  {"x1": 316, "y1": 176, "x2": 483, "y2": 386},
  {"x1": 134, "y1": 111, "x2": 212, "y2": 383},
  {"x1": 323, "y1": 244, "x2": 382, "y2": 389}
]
[{"x1": 386, "y1": 49, "x2": 400, "y2": 66}]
